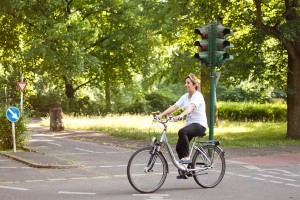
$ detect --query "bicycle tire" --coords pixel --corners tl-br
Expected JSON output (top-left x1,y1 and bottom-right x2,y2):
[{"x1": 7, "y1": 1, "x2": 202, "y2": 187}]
[
  {"x1": 127, "y1": 146, "x2": 168, "y2": 193},
  {"x1": 192, "y1": 145, "x2": 226, "y2": 188}
]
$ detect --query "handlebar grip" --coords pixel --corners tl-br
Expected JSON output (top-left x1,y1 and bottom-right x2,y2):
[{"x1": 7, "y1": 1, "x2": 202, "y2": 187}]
[{"x1": 154, "y1": 116, "x2": 160, "y2": 121}]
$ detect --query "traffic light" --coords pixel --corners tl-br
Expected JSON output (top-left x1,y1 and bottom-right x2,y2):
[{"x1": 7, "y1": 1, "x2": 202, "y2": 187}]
[
  {"x1": 214, "y1": 24, "x2": 234, "y2": 65},
  {"x1": 194, "y1": 24, "x2": 212, "y2": 66},
  {"x1": 194, "y1": 22, "x2": 234, "y2": 67}
]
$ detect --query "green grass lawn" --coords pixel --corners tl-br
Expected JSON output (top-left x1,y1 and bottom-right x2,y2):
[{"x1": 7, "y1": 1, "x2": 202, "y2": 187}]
[{"x1": 41, "y1": 114, "x2": 300, "y2": 147}]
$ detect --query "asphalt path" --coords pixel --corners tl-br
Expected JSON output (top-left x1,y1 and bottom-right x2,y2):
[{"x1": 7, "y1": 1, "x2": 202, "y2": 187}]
[{"x1": 0, "y1": 127, "x2": 300, "y2": 200}]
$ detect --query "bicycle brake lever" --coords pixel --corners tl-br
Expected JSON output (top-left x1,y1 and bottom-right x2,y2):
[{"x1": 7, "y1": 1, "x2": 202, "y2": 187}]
[
  {"x1": 168, "y1": 116, "x2": 174, "y2": 122},
  {"x1": 154, "y1": 116, "x2": 160, "y2": 121}
]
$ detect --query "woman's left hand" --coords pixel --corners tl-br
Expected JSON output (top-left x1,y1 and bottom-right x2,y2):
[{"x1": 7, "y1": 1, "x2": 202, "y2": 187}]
[{"x1": 173, "y1": 115, "x2": 183, "y2": 122}]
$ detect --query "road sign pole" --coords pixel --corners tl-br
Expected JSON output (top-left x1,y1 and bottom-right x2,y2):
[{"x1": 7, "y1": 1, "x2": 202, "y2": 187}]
[
  {"x1": 20, "y1": 75, "x2": 24, "y2": 111},
  {"x1": 6, "y1": 107, "x2": 21, "y2": 152},
  {"x1": 12, "y1": 122, "x2": 16, "y2": 152},
  {"x1": 20, "y1": 93, "x2": 23, "y2": 111}
]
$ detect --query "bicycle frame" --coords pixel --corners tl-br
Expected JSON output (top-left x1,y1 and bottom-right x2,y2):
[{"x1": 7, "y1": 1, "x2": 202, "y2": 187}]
[{"x1": 151, "y1": 118, "x2": 213, "y2": 172}]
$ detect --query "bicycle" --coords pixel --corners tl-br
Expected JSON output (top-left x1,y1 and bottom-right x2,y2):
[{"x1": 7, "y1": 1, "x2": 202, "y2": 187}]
[{"x1": 127, "y1": 116, "x2": 226, "y2": 193}]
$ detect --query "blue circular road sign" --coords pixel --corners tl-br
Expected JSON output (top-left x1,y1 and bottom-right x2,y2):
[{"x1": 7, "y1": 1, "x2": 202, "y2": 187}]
[{"x1": 6, "y1": 107, "x2": 21, "y2": 122}]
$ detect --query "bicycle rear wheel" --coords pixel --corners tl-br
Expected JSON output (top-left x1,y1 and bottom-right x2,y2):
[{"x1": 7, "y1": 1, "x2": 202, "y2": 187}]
[
  {"x1": 127, "y1": 146, "x2": 168, "y2": 193},
  {"x1": 192, "y1": 145, "x2": 225, "y2": 188}
]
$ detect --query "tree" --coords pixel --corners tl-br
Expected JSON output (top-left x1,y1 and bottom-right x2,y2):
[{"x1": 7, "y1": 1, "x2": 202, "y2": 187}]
[
  {"x1": 224, "y1": 0, "x2": 299, "y2": 138},
  {"x1": 0, "y1": 0, "x2": 162, "y2": 113},
  {"x1": 252, "y1": 0, "x2": 300, "y2": 139}
]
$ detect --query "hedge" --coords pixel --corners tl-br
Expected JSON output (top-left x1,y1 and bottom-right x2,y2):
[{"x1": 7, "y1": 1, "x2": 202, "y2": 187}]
[{"x1": 218, "y1": 102, "x2": 286, "y2": 122}]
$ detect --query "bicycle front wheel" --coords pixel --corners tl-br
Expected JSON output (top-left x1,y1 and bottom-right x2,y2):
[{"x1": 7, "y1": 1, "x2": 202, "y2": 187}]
[
  {"x1": 192, "y1": 145, "x2": 226, "y2": 188},
  {"x1": 127, "y1": 146, "x2": 168, "y2": 193}
]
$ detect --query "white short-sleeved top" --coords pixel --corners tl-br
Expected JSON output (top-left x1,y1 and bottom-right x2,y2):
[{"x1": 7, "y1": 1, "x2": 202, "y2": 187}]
[{"x1": 175, "y1": 91, "x2": 208, "y2": 129}]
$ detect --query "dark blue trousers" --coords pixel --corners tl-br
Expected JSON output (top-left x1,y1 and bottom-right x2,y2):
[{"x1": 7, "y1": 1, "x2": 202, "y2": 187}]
[{"x1": 176, "y1": 123, "x2": 206, "y2": 159}]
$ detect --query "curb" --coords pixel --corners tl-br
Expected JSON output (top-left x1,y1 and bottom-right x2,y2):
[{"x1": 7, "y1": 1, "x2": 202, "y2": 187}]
[{"x1": 0, "y1": 150, "x2": 81, "y2": 169}]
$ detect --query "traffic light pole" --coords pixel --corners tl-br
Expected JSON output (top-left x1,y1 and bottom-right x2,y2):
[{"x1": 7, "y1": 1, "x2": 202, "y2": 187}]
[
  {"x1": 209, "y1": 22, "x2": 217, "y2": 141},
  {"x1": 209, "y1": 66, "x2": 216, "y2": 141}
]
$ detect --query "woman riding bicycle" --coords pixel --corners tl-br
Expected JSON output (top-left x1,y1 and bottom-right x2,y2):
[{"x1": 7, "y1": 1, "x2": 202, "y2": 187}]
[{"x1": 157, "y1": 74, "x2": 208, "y2": 167}]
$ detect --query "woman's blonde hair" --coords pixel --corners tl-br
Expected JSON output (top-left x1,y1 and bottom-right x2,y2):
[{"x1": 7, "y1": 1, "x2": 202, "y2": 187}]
[{"x1": 184, "y1": 74, "x2": 201, "y2": 91}]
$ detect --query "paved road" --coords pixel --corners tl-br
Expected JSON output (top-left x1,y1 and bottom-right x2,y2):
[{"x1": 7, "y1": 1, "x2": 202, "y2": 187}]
[{"x1": 0, "y1": 128, "x2": 299, "y2": 200}]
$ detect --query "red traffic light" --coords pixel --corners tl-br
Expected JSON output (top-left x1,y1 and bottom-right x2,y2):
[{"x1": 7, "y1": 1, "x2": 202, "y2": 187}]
[
  {"x1": 195, "y1": 26, "x2": 210, "y2": 39},
  {"x1": 194, "y1": 41, "x2": 207, "y2": 50}
]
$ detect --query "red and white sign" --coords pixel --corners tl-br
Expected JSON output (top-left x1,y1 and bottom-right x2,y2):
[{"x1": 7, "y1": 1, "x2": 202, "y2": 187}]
[{"x1": 17, "y1": 82, "x2": 27, "y2": 92}]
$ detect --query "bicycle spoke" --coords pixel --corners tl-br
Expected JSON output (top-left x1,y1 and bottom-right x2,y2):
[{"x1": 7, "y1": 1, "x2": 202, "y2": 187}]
[
  {"x1": 192, "y1": 145, "x2": 226, "y2": 188},
  {"x1": 127, "y1": 147, "x2": 167, "y2": 193}
]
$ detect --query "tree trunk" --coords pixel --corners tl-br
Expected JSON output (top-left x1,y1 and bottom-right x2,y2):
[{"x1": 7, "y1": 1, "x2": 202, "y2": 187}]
[
  {"x1": 65, "y1": 83, "x2": 75, "y2": 99},
  {"x1": 201, "y1": 67, "x2": 212, "y2": 127},
  {"x1": 287, "y1": 52, "x2": 300, "y2": 139},
  {"x1": 50, "y1": 108, "x2": 64, "y2": 131},
  {"x1": 63, "y1": 76, "x2": 75, "y2": 99},
  {"x1": 104, "y1": 71, "x2": 112, "y2": 113}
]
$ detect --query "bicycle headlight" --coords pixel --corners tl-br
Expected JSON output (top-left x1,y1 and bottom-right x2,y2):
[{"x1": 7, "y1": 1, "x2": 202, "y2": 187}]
[{"x1": 151, "y1": 137, "x2": 157, "y2": 144}]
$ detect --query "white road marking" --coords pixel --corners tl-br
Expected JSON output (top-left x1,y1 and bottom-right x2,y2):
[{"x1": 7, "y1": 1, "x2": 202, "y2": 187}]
[
  {"x1": 47, "y1": 178, "x2": 67, "y2": 181},
  {"x1": 285, "y1": 183, "x2": 300, "y2": 187},
  {"x1": 0, "y1": 167, "x2": 18, "y2": 169},
  {"x1": 133, "y1": 194, "x2": 170, "y2": 200},
  {"x1": 30, "y1": 139, "x2": 54, "y2": 142},
  {"x1": 226, "y1": 170, "x2": 299, "y2": 188},
  {"x1": 133, "y1": 194, "x2": 169, "y2": 197},
  {"x1": 269, "y1": 180, "x2": 283, "y2": 184},
  {"x1": 85, "y1": 164, "x2": 127, "y2": 168},
  {"x1": 0, "y1": 185, "x2": 29, "y2": 191},
  {"x1": 117, "y1": 164, "x2": 127, "y2": 167},
  {"x1": 70, "y1": 177, "x2": 90, "y2": 180},
  {"x1": 98, "y1": 151, "x2": 131, "y2": 154},
  {"x1": 226, "y1": 160, "x2": 248, "y2": 165},
  {"x1": 24, "y1": 179, "x2": 46, "y2": 183},
  {"x1": 0, "y1": 166, "x2": 31, "y2": 169},
  {"x1": 244, "y1": 165, "x2": 262, "y2": 171},
  {"x1": 264, "y1": 169, "x2": 295, "y2": 174},
  {"x1": 252, "y1": 177, "x2": 266, "y2": 181},
  {"x1": 282, "y1": 174, "x2": 300, "y2": 177},
  {"x1": 21, "y1": 167, "x2": 32, "y2": 169},
  {"x1": 52, "y1": 152, "x2": 88, "y2": 156},
  {"x1": 74, "y1": 148, "x2": 94, "y2": 153},
  {"x1": 237, "y1": 174, "x2": 251, "y2": 178},
  {"x1": 98, "y1": 165, "x2": 113, "y2": 168},
  {"x1": 71, "y1": 150, "x2": 130, "y2": 154},
  {"x1": 47, "y1": 142, "x2": 62, "y2": 146},
  {"x1": 257, "y1": 174, "x2": 296, "y2": 182},
  {"x1": 58, "y1": 191, "x2": 96, "y2": 195},
  {"x1": 267, "y1": 171, "x2": 281, "y2": 175}
]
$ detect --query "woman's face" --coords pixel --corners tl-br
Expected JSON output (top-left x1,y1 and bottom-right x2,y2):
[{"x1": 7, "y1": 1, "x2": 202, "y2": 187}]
[{"x1": 185, "y1": 78, "x2": 196, "y2": 92}]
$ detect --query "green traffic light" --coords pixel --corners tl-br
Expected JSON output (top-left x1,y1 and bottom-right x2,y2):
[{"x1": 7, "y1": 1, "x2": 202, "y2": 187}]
[{"x1": 219, "y1": 53, "x2": 229, "y2": 61}]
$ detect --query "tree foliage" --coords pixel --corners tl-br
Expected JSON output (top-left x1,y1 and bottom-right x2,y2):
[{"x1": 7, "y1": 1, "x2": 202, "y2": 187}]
[{"x1": 0, "y1": 0, "x2": 299, "y2": 138}]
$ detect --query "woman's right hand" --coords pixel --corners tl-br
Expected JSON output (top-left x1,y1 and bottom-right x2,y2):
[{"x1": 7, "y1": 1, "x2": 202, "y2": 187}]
[{"x1": 155, "y1": 114, "x2": 163, "y2": 120}]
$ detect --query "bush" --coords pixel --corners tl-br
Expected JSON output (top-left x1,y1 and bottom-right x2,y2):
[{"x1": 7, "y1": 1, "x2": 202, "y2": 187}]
[
  {"x1": 145, "y1": 92, "x2": 176, "y2": 113},
  {"x1": 218, "y1": 102, "x2": 286, "y2": 122},
  {"x1": 0, "y1": 106, "x2": 30, "y2": 150}
]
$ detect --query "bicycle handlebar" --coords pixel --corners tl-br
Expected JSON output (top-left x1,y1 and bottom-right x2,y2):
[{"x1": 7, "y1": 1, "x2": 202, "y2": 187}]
[{"x1": 154, "y1": 116, "x2": 174, "y2": 123}]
